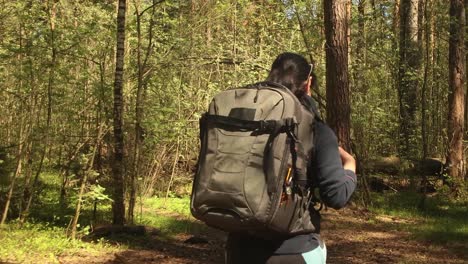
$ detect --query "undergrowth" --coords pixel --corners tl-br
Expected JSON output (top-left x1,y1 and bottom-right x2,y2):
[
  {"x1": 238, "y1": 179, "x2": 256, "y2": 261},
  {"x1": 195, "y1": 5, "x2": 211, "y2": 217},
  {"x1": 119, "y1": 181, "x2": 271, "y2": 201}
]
[{"x1": 2, "y1": 170, "x2": 467, "y2": 263}]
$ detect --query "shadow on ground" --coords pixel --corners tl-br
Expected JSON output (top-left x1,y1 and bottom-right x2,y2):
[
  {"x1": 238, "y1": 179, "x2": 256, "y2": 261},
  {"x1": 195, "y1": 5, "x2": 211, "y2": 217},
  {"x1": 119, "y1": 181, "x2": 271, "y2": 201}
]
[
  {"x1": 78, "y1": 219, "x2": 226, "y2": 264},
  {"x1": 104, "y1": 233, "x2": 225, "y2": 264},
  {"x1": 59, "y1": 204, "x2": 467, "y2": 264}
]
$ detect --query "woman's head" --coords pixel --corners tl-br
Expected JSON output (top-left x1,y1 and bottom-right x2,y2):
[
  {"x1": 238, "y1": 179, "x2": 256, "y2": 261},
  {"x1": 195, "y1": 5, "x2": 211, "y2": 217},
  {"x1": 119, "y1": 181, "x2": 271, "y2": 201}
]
[{"x1": 266, "y1": 52, "x2": 314, "y2": 98}]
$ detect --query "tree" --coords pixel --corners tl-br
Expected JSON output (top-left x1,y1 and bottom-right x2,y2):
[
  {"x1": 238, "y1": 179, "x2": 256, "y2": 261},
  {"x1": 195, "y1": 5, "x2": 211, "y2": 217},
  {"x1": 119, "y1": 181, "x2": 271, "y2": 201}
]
[
  {"x1": 398, "y1": 0, "x2": 421, "y2": 160},
  {"x1": 446, "y1": 0, "x2": 465, "y2": 188},
  {"x1": 128, "y1": 0, "x2": 159, "y2": 224},
  {"x1": 324, "y1": 0, "x2": 352, "y2": 151},
  {"x1": 112, "y1": 0, "x2": 127, "y2": 226}
]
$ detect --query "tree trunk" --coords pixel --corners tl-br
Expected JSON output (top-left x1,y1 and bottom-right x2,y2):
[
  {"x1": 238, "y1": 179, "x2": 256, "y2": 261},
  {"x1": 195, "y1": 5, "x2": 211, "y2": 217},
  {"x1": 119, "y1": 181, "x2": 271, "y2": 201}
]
[
  {"x1": 20, "y1": 0, "x2": 57, "y2": 223},
  {"x1": 355, "y1": 0, "x2": 367, "y2": 95},
  {"x1": 112, "y1": 0, "x2": 127, "y2": 226},
  {"x1": 421, "y1": 0, "x2": 432, "y2": 160},
  {"x1": 398, "y1": 0, "x2": 421, "y2": 160},
  {"x1": 393, "y1": 0, "x2": 401, "y2": 101},
  {"x1": 0, "y1": 116, "x2": 25, "y2": 226},
  {"x1": 128, "y1": 0, "x2": 157, "y2": 224},
  {"x1": 347, "y1": 0, "x2": 352, "y2": 65},
  {"x1": 465, "y1": 0, "x2": 468, "y2": 140},
  {"x1": 324, "y1": 0, "x2": 352, "y2": 151},
  {"x1": 419, "y1": 0, "x2": 433, "y2": 210},
  {"x1": 446, "y1": 0, "x2": 466, "y2": 188}
]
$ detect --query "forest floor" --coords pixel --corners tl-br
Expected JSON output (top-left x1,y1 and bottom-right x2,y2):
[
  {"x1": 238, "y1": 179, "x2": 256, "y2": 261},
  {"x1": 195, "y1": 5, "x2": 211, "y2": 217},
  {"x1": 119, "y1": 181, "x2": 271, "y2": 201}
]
[{"x1": 56, "y1": 203, "x2": 467, "y2": 264}]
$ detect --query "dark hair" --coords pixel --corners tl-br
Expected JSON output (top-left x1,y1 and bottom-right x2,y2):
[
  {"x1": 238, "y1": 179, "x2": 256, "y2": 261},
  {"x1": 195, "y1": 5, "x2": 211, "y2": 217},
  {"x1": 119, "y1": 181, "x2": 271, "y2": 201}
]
[{"x1": 266, "y1": 52, "x2": 313, "y2": 98}]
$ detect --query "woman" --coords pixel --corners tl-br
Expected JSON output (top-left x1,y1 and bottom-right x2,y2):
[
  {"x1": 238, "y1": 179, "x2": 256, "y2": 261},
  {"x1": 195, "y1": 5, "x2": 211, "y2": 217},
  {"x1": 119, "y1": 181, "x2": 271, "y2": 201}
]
[{"x1": 225, "y1": 52, "x2": 357, "y2": 264}]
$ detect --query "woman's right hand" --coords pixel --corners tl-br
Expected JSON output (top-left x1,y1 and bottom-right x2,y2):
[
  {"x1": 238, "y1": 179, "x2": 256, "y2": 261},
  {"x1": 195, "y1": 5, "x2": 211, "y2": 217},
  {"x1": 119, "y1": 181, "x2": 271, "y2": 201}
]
[{"x1": 338, "y1": 147, "x2": 356, "y2": 173}]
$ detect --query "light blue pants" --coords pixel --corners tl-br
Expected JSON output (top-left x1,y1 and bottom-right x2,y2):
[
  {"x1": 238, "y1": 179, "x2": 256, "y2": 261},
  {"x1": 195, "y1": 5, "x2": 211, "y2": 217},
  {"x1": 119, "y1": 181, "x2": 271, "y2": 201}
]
[{"x1": 301, "y1": 241, "x2": 327, "y2": 264}]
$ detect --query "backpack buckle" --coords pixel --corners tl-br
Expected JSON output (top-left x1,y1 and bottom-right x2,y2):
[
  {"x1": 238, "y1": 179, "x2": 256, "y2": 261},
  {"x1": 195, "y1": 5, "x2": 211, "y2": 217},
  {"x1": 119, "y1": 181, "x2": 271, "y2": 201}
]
[{"x1": 284, "y1": 118, "x2": 298, "y2": 142}]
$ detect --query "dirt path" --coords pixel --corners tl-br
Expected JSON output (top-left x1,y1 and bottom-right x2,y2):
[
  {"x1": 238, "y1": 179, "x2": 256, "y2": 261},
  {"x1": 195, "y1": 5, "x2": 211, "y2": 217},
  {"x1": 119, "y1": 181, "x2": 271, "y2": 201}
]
[{"x1": 59, "y1": 208, "x2": 467, "y2": 264}]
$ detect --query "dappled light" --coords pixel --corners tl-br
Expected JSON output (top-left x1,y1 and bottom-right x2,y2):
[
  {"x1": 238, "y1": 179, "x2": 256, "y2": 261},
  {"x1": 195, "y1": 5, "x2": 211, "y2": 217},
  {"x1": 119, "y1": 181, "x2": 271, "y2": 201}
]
[{"x1": 0, "y1": 0, "x2": 466, "y2": 263}]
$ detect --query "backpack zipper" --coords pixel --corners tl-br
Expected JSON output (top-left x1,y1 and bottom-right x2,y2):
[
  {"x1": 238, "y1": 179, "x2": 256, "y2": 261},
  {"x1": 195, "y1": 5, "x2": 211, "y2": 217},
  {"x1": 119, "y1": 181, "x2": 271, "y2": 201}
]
[{"x1": 266, "y1": 136, "x2": 291, "y2": 222}]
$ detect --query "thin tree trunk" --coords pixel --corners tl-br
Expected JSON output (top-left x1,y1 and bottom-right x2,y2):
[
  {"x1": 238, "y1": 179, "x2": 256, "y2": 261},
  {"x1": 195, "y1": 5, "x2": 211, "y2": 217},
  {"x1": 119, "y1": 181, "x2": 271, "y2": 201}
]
[
  {"x1": 353, "y1": 0, "x2": 371, "y2": 207},
  {"x1": 128, "y1": 0, "x2": 158, "y2": 224},
  {"x1": 393, "y1": 0, "x2": 401, "y2": 102},
  {"x1": 165, "y1": 137, "x2": 180, "y2": 204},
  {"x1": 20, "y1": 141, "x2": 33, "y2": 214},
  {"x1": 355, "y1": 0, "x2": 367, "y2": 94},
  {"x1": 446, "y1": 0, "x2": 465, "y2": 189},
  {"x1": 112, "y1": 0, "x2": 127, "y2": 225},
  {"x1": 324, "y1": 0, "x2": 352, "y2": 151},
  {"x1": 419, "y1": 0, "x2": 433, "y2": 210},
  {"x1": 421, "y1": 0, "x2": 431, "y2": 160},
  {"x1": 398, "y1": 0, "x2": 421, "y2": 160},
  {"x1": 20, "y1": 1, "x2": 57, "y2": 223},
  {"x1": 292, "y1": 1, "x2": 326, "y2": 109},
  {"x1": 428, "y1": 2, "x2": 436, "y2": 153},
  {"x1": 69, "y1": 125, "x2": 104, "y2": 239},
  {"x1": 1, "y1": 116, "x2": 25, "y2": 226},
  {"x1": 59, "y1": 141, "x2": 87, "y2": 206}
]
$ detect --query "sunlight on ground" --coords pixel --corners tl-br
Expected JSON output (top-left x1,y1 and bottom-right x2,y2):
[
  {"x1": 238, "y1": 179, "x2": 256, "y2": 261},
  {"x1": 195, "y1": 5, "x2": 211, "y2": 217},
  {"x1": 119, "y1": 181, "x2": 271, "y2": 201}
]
[{"x1": 0, "y1": 223, "x2": 118, "y2": 264}]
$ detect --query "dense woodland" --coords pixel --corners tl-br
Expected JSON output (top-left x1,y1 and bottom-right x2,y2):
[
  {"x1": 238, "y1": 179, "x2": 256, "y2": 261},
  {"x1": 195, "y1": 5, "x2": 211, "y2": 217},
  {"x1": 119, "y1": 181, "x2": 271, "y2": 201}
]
[{"x1": 0, "y1": 0, "x2": 466, "y2": 236}]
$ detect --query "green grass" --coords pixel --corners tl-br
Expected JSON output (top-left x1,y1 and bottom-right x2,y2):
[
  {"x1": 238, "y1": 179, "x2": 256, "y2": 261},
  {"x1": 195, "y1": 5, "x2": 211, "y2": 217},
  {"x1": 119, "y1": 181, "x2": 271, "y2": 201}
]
[
  {"x1": 143, "y1": 196, "x2": 191, "y2": 216},
  {"x1": 0, "y1": 196, "x2": 199, "y2": 263},
  {"x1": 135, "y1": 197, "x2": 207, "y2": 237},
  {"x1": 0, "y1": 171, "x2": 201, "y2": 263},
  {"x1": 369, "y1": 191, "x2": 468, "y2": 244},
  {"x1": 0, "y1": 222, "x2": 118, "y2": 264}
]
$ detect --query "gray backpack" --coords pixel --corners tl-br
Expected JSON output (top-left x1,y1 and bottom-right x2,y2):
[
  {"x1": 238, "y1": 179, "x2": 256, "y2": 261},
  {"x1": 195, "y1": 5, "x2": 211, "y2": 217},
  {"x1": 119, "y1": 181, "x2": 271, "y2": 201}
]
[{"x1": 190, "y1": 82, "x2": 317, "y2": 237}]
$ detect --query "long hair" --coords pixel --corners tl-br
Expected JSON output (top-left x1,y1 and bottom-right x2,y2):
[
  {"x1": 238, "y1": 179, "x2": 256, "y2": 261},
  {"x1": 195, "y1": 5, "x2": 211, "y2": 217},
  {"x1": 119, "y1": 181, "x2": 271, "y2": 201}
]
[{"x1": 266, "y1": 52, "x2": 313, "y2": 98}]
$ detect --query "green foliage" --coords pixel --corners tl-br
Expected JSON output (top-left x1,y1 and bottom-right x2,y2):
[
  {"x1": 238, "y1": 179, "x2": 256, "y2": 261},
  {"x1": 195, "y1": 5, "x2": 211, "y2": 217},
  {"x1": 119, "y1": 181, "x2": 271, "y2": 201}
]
[
  {"x1": 83, "y1": 184, "x2": 112, "y2": 202},
  {"x1": 0, "y1": 147, "x2": 13, "y2": 186},
  {"x1": 23, "y1": 171, "x2": 113, "y2": 228}
]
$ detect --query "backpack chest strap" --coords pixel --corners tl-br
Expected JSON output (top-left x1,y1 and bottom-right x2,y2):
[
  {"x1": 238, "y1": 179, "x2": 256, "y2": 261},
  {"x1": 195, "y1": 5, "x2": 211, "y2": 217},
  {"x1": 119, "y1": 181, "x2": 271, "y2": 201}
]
[{"x1": 202, "y1": 114, "x2": 294, "y2": 134}]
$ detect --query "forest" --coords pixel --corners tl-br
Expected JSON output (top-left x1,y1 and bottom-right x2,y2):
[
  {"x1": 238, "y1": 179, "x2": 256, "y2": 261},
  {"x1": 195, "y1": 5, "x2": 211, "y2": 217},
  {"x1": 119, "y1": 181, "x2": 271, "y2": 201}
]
[{"x1": 0, "y1": 0, "x2": 466, "y2": 263}]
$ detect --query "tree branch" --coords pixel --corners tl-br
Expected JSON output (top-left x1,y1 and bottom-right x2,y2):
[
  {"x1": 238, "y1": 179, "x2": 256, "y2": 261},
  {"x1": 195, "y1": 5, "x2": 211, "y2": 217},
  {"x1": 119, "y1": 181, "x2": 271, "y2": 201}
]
[{"x1": 138, "y1": 0, "x2": 165, "y2": 17}]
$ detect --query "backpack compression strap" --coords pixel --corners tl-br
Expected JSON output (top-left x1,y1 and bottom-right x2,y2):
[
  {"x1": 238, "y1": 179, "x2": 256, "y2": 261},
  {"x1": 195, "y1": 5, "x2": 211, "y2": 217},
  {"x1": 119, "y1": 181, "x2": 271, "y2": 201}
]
[{"x1": 201, "y1": 114, "x2": 297, "y2": 194}]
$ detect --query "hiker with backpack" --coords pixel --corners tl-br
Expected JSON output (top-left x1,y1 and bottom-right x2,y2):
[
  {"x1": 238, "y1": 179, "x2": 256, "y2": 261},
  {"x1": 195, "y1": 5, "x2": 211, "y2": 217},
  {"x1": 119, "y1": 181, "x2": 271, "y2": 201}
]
[{"x1": 191, "y1": 52, "x2": 357, "y2": 264}]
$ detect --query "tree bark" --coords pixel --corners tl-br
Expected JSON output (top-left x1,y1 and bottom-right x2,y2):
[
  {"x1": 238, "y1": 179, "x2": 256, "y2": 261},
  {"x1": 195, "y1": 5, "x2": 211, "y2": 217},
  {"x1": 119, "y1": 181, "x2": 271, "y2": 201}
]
[
  {"x1": 324, "y1": 0, "x2": 352, "y2": 151},
  {"x1": 446, "y1": 0, "x2": 466, "y2": 186},
  {"x1": 112, "y1": 0, "x2": 127, "y2": 226},
  {"x1": 347, "y1": 0, "x2": 352, "y2": 65},
  {"x1": 465, "y1": 0, "x2": 468, "y2": 140}
]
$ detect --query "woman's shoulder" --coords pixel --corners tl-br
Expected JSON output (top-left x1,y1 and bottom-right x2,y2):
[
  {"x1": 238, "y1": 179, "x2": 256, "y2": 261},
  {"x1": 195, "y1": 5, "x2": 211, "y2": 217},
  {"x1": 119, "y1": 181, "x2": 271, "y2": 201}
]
[{"x1": 314, "y1": 120, "x2": 337, "y2": 142}]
